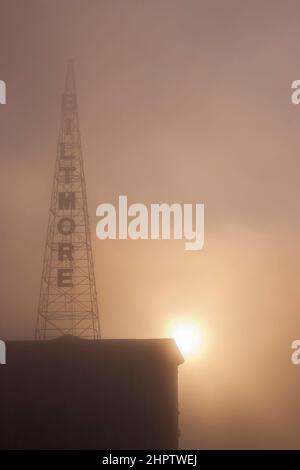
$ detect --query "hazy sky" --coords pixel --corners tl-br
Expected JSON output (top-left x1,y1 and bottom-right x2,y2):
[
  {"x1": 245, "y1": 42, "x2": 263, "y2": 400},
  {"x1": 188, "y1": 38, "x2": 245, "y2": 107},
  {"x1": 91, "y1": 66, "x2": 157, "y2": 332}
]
[{"x1": 1, "y1": 0, "x2": 300, "y2": 449}]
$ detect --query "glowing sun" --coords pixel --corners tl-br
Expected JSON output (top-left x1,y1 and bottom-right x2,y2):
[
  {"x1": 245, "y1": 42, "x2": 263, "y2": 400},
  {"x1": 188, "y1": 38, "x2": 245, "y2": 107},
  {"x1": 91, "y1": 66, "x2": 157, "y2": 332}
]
[{"x1": 171, "y1": 323, "x2": 203, "y2": 358}]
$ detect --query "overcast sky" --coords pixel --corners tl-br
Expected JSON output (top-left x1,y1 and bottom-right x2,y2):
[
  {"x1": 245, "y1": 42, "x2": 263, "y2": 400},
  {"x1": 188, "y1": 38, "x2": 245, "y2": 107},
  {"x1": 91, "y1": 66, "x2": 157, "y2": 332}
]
[{"x1": 1, "y1": 0, "x2": 300, "y2": 449}]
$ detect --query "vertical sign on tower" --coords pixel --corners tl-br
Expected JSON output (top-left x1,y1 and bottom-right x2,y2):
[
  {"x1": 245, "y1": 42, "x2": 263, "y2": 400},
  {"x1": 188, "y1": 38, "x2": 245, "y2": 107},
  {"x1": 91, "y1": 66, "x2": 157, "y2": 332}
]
[{"x1": 35, "y1": 61, "x2": 101, "y2": 340}]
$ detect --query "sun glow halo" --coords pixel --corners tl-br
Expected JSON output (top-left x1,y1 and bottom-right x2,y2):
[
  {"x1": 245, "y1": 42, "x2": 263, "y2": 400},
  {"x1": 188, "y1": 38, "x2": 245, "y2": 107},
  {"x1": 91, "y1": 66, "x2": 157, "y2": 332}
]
[{"x1": 171, "y1": 323, "x2": 203, "y2": 358}]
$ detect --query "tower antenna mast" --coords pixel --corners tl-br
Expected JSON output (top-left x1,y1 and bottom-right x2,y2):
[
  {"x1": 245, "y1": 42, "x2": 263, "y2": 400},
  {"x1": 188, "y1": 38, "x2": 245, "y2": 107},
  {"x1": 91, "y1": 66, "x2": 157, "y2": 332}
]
[{"x1": 35, "y1": 61, "x2": 101, "y2": 340}]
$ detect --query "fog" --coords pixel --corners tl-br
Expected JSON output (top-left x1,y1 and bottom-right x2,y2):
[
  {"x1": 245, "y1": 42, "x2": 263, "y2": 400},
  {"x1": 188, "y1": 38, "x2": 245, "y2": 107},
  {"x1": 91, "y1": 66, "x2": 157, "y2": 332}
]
[{"x1": 1, "y1": 0, "x2": 300, "y2": 448}]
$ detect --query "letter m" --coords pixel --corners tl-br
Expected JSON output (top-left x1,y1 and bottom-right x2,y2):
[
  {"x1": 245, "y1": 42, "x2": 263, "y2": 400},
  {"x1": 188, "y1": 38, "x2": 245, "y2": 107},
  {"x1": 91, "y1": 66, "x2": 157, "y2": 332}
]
[
  {"x1": 151, "y1": 203, "x2": 182, "y2": 239},
  {"x1": 58, "y1": 192, "x2": 75, "y2": 210}
]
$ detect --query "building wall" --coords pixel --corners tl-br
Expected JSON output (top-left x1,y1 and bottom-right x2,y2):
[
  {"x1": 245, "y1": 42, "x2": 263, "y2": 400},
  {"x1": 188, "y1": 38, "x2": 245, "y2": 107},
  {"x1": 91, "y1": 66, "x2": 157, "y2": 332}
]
[{"x1": 0, "y1": 337, "x2": 183, "y2": 449}]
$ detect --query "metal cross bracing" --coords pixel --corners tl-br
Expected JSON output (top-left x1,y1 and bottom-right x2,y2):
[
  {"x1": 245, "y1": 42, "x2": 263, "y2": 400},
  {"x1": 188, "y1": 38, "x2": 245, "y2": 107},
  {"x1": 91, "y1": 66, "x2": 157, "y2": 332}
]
[{"x1": 35, "y1": 61, "x2": 101, "y2": 340}]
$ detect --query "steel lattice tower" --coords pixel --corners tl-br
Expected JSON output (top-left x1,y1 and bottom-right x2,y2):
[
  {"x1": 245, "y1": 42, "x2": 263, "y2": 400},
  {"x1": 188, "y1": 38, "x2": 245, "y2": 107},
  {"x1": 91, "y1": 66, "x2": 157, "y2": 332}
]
[{"x1": 35, "y1": 61, "x2": 101, "y2": 340}]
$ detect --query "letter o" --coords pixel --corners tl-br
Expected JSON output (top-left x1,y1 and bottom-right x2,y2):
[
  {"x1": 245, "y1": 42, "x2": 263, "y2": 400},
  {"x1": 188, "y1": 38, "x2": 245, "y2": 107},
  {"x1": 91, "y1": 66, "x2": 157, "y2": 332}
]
[{"x1": 57, "y1": 217, "x2": 75, "y2": 235}]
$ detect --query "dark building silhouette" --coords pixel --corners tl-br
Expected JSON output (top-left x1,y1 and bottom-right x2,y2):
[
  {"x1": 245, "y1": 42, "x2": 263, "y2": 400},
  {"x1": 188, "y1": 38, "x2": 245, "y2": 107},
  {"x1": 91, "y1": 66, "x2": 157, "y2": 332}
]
[{"x1": 0, "y1": 336, "x2": 183, "y2": 449}]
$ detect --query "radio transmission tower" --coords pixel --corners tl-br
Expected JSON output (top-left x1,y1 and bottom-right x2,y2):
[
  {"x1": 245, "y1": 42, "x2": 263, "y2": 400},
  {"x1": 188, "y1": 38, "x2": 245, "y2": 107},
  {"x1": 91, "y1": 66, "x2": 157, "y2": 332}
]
[{"x1": 35, "y1": 61, "x2": 101, "y2": 340}]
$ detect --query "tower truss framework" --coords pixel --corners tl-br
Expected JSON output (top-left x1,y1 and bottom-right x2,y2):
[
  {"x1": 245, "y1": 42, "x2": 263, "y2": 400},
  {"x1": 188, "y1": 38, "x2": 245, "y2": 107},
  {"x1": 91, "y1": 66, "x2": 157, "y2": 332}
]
[{"x1": 35, "y1": 61, "x2": 100, "y2": 340}]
